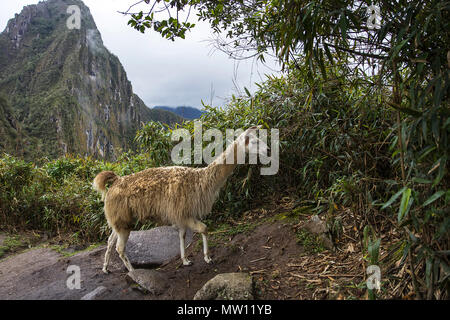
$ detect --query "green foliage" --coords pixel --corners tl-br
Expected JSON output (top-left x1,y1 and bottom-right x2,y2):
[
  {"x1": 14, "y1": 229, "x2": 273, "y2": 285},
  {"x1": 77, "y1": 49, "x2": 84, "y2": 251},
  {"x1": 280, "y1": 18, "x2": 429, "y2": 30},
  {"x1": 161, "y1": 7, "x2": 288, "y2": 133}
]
[
  {"x1": 0, "y1": 0, "x2": 447, "y2": 299},
  {"x1": 128, "y1": 10, "x2": 196, "y2": 40},
  {"x1": 126, "y1": 0, "x2": 448, "y2": 75},
  {"x1": 0, "y1": 235, "x2": 26, "y2": 259},
  {"x1": 132, "y1": 49, "x2": 448, "y2": 297},
  {"x1": 362, "y1": 225, "x2": 381, "y2": 300},
  {"x1": 30, "y1": 17, "x2": 55, "y2": 38},
  {"x1": 163, "y1": 0, "x2": 449, "y2": 299},
  {"x1": 296, "y1": 229, "x2": 326, "y2": 254},
  {"x1": 0, "y1": 152, "x2": 159, "y2": 243},
  {"x1": 45, "y1": 157, "x2": 83, "y2": 181},
  {"x1": 134, "y1": 121, "x2": 172, "y2": 166}
]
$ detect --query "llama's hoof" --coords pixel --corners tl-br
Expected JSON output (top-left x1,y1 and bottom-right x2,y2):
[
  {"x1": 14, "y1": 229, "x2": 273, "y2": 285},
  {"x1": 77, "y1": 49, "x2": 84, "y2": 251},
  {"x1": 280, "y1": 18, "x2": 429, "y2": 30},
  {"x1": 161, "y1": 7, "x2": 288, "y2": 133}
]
[
  {"x1": 182, "y1": 259, "x2": 193, "y2": 266},
  {"x1": 102, "y1": 267, "x2": 110, "y2": 274},
  {"x1": 204, "y1": 256, "x2": 213, "y2": 264}
]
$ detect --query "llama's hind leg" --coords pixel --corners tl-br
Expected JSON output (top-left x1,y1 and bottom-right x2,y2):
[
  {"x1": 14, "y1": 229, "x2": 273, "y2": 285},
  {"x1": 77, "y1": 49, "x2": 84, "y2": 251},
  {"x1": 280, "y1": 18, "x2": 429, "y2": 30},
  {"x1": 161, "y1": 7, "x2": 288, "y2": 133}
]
[
  {"x1": 187, "y1": 219, "x2": 212, "y2": 264},
  {"x1": 115, "y1": 229, "x2": 134, "y2": 272},
  {"x1": 102, "y1": 231, "x2": 117, "y2": 274},
  {"x1": 178, "y1": 227, "x2": 192, "y2": 266}
]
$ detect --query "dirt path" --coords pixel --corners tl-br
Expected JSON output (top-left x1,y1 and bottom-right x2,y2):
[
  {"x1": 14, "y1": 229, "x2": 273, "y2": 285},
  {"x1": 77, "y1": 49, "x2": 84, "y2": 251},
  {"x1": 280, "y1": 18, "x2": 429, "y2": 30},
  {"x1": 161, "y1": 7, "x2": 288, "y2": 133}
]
[
  {"x1": 0, "y1": 245, "x2": 145, "y2": 300},
  {"x1": 0, "y1": 209, "x2": 366, "y2": 300}
]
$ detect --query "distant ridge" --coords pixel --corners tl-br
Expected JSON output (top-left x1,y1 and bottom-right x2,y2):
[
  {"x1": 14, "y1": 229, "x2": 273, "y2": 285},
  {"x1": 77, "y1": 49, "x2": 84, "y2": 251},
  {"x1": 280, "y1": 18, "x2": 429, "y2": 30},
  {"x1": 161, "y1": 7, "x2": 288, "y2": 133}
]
[{"x1": 154, "y1": 106, "x2": 205, "y2": 120}]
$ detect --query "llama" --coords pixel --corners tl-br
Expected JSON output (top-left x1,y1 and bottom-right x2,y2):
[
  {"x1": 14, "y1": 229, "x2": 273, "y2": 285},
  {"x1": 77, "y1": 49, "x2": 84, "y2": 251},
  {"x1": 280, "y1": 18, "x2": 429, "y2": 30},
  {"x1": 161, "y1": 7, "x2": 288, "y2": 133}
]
[{"x1": 93, "y1": 125, "x2": 268, "y2": 273}]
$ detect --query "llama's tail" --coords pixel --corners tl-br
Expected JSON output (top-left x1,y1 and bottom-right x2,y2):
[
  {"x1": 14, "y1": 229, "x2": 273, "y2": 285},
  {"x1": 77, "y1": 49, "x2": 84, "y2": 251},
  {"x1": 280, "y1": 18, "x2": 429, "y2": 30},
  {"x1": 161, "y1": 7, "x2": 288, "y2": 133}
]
[{"x1": 93, "y1": 171, "x2": 118, "y2": 200}]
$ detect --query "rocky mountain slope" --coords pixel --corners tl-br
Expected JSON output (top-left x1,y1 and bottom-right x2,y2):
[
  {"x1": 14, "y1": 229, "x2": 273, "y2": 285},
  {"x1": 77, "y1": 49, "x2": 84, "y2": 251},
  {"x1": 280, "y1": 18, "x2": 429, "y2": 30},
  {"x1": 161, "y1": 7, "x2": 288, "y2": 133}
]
[{"x1": 0, "y1": 0, "x2": 182, "y2": 160}]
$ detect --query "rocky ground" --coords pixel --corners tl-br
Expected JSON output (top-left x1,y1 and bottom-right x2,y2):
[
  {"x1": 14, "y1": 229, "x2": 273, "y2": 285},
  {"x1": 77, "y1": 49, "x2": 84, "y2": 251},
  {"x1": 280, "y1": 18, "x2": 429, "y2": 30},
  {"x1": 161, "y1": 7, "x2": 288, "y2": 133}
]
[{"x1": 0, "y1": 204, "x2": 368, "y2": 300}]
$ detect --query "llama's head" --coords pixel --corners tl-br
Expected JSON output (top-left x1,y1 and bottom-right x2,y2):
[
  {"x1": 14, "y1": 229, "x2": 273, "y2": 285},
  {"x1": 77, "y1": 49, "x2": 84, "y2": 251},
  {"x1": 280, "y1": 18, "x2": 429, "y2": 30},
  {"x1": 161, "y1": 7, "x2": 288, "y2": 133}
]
[{"x1": 239, "y1": 125, "x2": 269, "y2": 157}]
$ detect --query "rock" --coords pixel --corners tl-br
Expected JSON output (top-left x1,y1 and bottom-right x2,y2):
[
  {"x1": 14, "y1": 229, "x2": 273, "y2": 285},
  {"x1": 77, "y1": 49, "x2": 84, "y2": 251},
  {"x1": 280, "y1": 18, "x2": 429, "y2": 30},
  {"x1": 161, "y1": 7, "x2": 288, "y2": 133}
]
[
  {"x1": 320, "y1": 236, "x2": 334, "y2": 250},
  {"x1": 304, "y1": 215, "x2": 327, "y2": 234},
  {"x1": 193, "y1": 273, "x2": 254, "y2": 300},
  {"x1": 303, "y1": 215, "x2": 333, "y2": 250},
  {"x1": 127, "y1": 269, "x2": 168, "y2": 295},
  {"x1": 80, "y1": 286, "x2": 108, "y2": 300},
  {"x1": 126, "y1": 226, "x2": 193, "y2": 267}
]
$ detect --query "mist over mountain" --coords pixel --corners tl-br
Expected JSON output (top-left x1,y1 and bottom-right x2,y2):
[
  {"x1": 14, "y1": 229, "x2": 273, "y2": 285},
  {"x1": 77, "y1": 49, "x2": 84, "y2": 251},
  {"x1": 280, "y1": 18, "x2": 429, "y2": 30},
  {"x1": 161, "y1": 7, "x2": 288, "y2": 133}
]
[{"x1": 0, "y1": 0, "x2": 181, "y2": 160}]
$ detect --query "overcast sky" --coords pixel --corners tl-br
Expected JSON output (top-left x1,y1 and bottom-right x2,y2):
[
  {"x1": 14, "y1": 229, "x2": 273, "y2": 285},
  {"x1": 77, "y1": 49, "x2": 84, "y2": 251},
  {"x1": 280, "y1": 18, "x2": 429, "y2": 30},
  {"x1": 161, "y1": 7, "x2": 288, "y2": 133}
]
[{"x1": 0, "y1": 0, "x2": 281, "y2": 110}]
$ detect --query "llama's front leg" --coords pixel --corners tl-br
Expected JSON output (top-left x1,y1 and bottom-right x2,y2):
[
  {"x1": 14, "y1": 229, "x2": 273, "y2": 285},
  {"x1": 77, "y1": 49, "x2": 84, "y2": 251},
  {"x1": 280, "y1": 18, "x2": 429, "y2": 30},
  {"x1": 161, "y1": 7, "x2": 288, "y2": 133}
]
[
  {"x1": 178, "y1": 227, "x2": 192, "y2": 266},
  {"x1": 187, "y1": 219, "x2": 212, "y2": 264}
]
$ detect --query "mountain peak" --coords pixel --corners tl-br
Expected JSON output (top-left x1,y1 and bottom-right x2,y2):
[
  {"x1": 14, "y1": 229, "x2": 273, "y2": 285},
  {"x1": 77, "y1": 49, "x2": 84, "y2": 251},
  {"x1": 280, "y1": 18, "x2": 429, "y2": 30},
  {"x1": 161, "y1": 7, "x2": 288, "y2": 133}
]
[
  {"x1": 3, "y1": 0, "x2": 98, "y2": 49},
  {"x1": 0, "y1": 0, "x2": 181, "y2": 160}
]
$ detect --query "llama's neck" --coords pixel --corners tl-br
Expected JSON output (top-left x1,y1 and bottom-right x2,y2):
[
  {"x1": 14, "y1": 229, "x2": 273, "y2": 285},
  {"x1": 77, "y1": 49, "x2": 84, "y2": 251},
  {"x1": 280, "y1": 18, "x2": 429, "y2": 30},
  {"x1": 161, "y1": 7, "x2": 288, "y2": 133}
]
[{"x1": 204, "y1": 141, "x2": 241, "y2": 192}]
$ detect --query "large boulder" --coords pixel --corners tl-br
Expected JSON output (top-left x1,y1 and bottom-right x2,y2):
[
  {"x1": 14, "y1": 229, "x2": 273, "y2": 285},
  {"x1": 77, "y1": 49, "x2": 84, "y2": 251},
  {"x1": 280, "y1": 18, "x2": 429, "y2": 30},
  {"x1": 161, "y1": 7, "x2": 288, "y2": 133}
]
[
  {"x1": 193, "y1": 273, "x2": 254, "y2": 300},
  {"x1": 126, "y1": 226, "x2": 193, "y2": 267},
  {"x1": 127, "y1": 269, "x2": 168, "y2": 295}
]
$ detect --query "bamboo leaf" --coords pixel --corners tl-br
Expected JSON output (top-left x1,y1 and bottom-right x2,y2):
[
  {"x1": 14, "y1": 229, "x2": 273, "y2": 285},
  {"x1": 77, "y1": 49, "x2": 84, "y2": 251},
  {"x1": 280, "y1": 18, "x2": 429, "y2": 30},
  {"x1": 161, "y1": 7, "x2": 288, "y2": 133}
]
[
  {"x1": 432, "y1": 156, "x2": 447, "y2": 188},
  {"x1": 392, "y1": 39, "x2": 408, "y2": 58},
  {"x1": 398, "y1": 188, "x2": 412, "y2": 223},
  {"x1": 244, "y1": 87, "x2": 252, "y2": 97},
  {"x1": 425, "y1": 258, "x2": 433, "y2": 288},
  {"x1": 422, "y1": 191, "x2": 445, "y2": 207},
  {"x1": 418, "y1": 146, "x2": 436, "y2": 161},
  {"x1": 368, "y1": 238, "x2": 381, "y2": 265},
  {"x1": 412, "y1": 177, "x2": 432, "y2": 184},
  {"x1": 381, "y1": 186, "x2": 407, "y2": 210}
]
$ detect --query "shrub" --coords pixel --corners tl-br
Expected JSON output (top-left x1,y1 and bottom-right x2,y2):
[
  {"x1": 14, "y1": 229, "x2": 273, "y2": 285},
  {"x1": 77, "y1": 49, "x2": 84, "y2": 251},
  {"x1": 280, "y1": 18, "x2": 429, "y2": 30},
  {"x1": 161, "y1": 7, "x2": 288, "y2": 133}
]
[{"x1": 0, "y1": 152, "x2": 156, "y2": 242}]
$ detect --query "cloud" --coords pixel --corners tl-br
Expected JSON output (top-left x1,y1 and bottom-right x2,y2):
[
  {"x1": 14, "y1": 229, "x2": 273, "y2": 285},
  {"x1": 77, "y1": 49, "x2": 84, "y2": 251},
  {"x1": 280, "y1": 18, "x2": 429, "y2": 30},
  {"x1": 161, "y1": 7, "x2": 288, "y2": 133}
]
[{"x1": 1, "y1": 0, "x2": 280, "y2": 109}]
